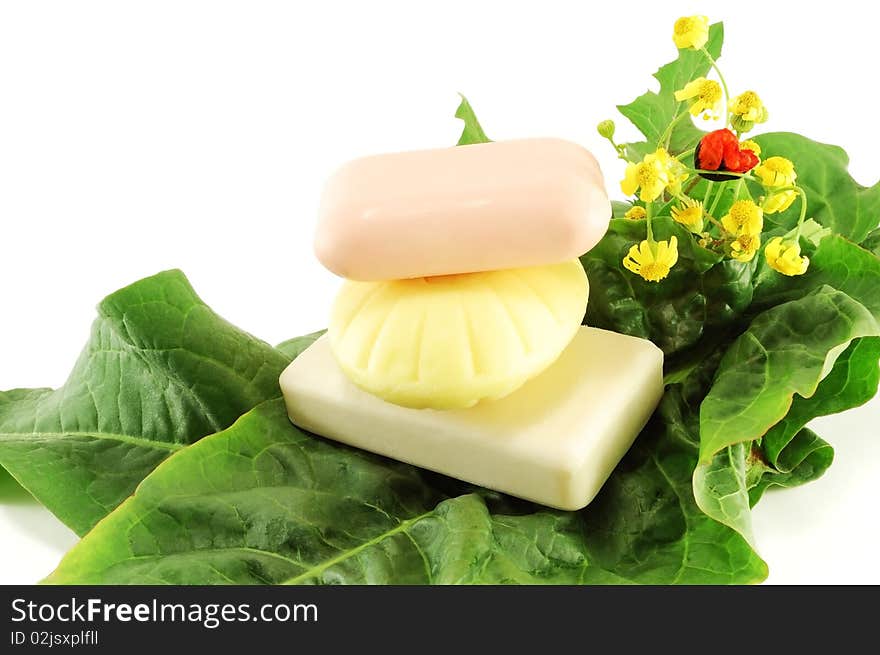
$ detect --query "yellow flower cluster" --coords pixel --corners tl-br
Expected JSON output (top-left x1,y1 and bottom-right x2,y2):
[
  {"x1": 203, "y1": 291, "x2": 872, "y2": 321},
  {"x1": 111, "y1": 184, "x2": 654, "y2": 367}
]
[{"x1": 613, "y1": 15, "x2": 811, "y2": 282}]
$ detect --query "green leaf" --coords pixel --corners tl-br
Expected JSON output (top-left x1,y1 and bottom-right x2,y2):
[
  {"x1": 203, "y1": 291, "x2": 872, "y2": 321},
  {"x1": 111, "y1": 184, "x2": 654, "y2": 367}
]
[
  {"x1": 45, "y1": 388, "x2": 766, "y2": 584},
  {"x1": 700, "y1": 286, "x2": 879, "y2": 461},
  {"x1": 276, "y1": 330, "x2": 326, "y2": 360},
  {"x1": 764, "y1": 337, "x2": 879, "y2": 463},
  {"x1": 692, "y1": 444, "x2": 754, "y2": 543},
  {"x1": 694, "y1": 286, "x2": 880, "y2": 540},
  {"x1": 581, "y1": 383, "x2": 766, "y2": 583},
  {"x1": 617, "y1": 22, "x2": 723, "y2": 156},
  {"x1": 455, "y1": 94, "x2": 491, "y2": 145},
  {"x1": 751, "y1": 133, "x2": 880, "y2": 243},
  {"x1": 0, "y1": 466, "x2": 32, "y2": 503},
  {"x1": 748, "y1": 337, "x2": 880, "y2": 503},
  {"x1": 748, "y1": 428, "x2": 833, "y2": 505},
  {"x1": 0, "y1": 270, "x2": 289, "y2": 535}
]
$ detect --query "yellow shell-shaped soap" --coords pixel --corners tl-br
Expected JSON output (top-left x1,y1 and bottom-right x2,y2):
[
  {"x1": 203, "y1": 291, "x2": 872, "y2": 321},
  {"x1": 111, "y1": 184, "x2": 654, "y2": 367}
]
[{"x1": 328, "y1": 259, "x2": 588, "y2": 409}]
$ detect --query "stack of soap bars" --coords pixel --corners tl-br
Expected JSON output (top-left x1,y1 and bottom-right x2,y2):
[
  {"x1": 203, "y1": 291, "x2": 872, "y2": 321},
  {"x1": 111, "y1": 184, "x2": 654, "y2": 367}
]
[{"x1": 280, "y1": 138, "x2": 664, "y2": 510}]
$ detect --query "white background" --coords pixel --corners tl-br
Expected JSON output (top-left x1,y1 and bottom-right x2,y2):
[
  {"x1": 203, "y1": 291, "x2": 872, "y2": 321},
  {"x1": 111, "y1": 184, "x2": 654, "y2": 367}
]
[{"x1": 1, "y1": 0, "x2": 878, "y2": 584}]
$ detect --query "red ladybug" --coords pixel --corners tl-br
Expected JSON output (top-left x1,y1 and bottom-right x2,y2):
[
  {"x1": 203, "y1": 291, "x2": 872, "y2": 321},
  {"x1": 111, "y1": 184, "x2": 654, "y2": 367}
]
[{"x1": 694, "y1": 128, "x2": 759, "y2": 181}]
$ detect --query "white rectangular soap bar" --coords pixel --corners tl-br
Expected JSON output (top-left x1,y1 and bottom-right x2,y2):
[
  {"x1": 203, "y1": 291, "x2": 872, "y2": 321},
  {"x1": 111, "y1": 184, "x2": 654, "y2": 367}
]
[{"x1": 279, "y1": 327, "x2": 664, "y2": 510}]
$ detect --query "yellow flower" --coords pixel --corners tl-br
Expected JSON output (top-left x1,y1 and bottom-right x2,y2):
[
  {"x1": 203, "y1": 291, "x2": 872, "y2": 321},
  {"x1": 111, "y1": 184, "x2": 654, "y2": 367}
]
[
  {"x1": 729, "y1": 231, "x2": 761, "y2": 262},
  {"x1": 730, "y1": 91, "x2": 768, "y2": 123},
  {"x1": 623, "y1": 237, "x2": 679, "y2": 282},
  {"x1": 739, "y1": 139, "x2": 761, "y2": 157},
  {"x1": 763, "y1": 190, "x2": 798, "y2": 214},
  {"x1": 621, "y1": 149, "x2": 689, "y2": 202},
  {"x1": 764, "y1": 237, "x2": 809, "y2": 276},
  {"x1": 754, "y1": 156, "x2": 796, "y2": 188},
  {"x1": 671, "y1": 197, "x2": 704, "y2": 233},
  {"x1": 753, "y1": 157, "x2": 798, "y2": 214},
  {"x1": 721, "y1": 199, "x2": 763, "y2": 235},
  {"x1": 673, "y1": 16, "x2": 709, "y2": 50},
  {"x1": 624, "y1": 206, "x2": 647, "y2": 220},
  {"x1": 674, "y1": 77, "x2": 723, "y2": 119},
  {"x1": 621, "y1": 152, "x2": 667, "y2": 202}
]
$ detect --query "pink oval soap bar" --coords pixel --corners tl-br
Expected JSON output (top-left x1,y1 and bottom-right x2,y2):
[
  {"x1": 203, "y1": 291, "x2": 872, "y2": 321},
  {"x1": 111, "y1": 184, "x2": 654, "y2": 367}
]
[{"x1": 315, "y1": 138, "x2": 611, "y2": 280}]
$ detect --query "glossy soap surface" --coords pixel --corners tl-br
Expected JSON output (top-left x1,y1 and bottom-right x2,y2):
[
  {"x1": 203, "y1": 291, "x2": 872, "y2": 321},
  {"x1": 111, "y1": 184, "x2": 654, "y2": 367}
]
[
  {"x1": 328, "y1": 259, "x2": 588, "y2": 409},
  {"x1": 315, "y1": 138, "x2": 611, "y2": 280},
  {"x1": 280, "y1": 327, "x2": 664, "y2": 510}
]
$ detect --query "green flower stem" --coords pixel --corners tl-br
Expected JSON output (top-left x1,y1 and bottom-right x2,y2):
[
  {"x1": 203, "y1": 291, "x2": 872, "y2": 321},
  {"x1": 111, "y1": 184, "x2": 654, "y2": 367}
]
[
  {"x1": 604, "y1": 135, "x2": 629, "y2": 161},
  {"x1": 703, "y1": 180, "x2": 715, "y2": 204},
  {"x1": 646, "y1": 200, "x2": 654, "y2": 242},
  {"x1": 708, "y1": 180, "x2": 727, "y2": 217},
  {"x1": 755, "y1": 184, "x2": 808, "y2": 239},
  {"x1": 793, "y1": 186, "x2": 808, "y2": 240},
  {"x1": 700, "y1": 46, "x2": 730, "y2": 125},
  {"x1": 705, "y1": 214, "x2": 727, "y2": 233}
]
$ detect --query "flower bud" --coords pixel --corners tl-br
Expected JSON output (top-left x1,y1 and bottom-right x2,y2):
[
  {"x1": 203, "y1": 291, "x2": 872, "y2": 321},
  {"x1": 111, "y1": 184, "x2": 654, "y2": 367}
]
[
  {"x1": 597, "y1": 119, "x2": 616, "y2": 139},
  {"x1": 730, "y1": 114, "x2": 754, "y2": 134}
]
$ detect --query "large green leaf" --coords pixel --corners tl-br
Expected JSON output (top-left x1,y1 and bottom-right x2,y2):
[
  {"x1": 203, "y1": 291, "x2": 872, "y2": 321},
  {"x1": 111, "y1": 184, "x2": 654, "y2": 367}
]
[
  {"x1": 694, "y1": 286, "x2": 880, "y2": 540},
  {"x1": 617, "y1": 22, "x2": 723, "y2": 157},
  {"x1": 751, "y1": 133, "x2": 880, "y2": 243},
  {"x1": 700, "y1": 287, "x2": 879, "y2": 460},
  {"x1": 749, "y1": 337, "x2": 880, "y2": 503},
  {"x1": 45, "y1": 387, "x2": 766, "y2": 584},
  {"x1": 0, "y1": 270, "x2": 289, "y2": 536}
]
